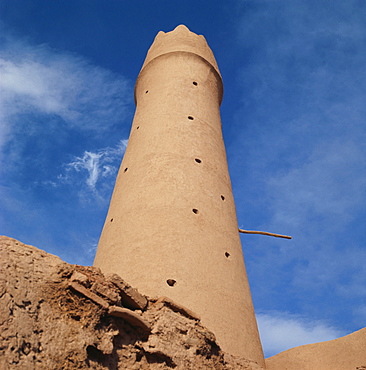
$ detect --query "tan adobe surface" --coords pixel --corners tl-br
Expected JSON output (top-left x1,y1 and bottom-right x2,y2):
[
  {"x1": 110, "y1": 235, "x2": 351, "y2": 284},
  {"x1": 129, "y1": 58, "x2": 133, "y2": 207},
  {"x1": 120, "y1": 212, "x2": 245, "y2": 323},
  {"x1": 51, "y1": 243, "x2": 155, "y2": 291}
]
[
  {"x1": 94, "y1": 25, "x2": 264, "y2": 366},
  {"x1": 266, "y1": 327, "x2": 366, "y2": 370}
]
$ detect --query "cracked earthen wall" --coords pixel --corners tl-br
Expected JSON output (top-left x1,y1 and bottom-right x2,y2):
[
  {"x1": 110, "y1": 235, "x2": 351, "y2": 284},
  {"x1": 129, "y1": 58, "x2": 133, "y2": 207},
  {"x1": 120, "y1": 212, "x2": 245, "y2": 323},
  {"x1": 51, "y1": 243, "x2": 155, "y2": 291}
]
[{"x1": 94, "y1": 25, "x2": 264, "y2": 367}]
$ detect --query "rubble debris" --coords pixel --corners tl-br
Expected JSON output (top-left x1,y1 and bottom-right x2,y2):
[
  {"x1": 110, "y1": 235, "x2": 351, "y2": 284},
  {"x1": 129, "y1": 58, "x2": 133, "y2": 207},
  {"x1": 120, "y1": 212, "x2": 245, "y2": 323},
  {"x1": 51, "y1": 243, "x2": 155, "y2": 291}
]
[
  {"x1": 91, "y1": 282, "x2": 120, "y2": 305},
  {"x1": 108, "y1": 306, "x2": 151, "y2": 332},
  {"x1": 70, "y1": 270, "x2": 89, "y2": 286},
  {"x1": 154, "y1": 296, "x2": 201, "y2": 321},
  {"x1": 68, "y1": 280, "x2": 109, "y2": 309},
  {"x1": 106, "y1": 272, "x2": 148, "y2": 310}
]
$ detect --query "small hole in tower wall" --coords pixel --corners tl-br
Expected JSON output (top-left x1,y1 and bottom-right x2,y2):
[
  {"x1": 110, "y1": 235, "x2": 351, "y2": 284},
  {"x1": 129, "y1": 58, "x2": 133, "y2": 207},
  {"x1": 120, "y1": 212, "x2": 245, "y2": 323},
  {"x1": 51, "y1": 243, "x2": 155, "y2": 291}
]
[
  {"x1": 225, "y1": 252, "x2": 230, "y2": 258},
  {"x1": 145, "y1": 90, "x2": 149, "y2": 93},
  {"x1": 166, "y1": 279, "x2": 176, "y2": 287},
  {"x1": 136, "y1": 126, "x2": 140, "y2": 130},
  {"x1": 188, "y1": 116, "x2": 194, "y2": 120},
  {"x1": 193, "y1": 81, "x2": 198, "y2": 86},
  {"x1": 110, "y1": 218, "x2": 113, "y2": 222},
  {"x1": 195, "y1": 158, "x2": 202, "y2": 163},
  {"x1": 221, "y1": 195, "x2": 225, "y2": 201},
  {"x1": 124, "y1": 168, "x2": 128, "y2": 172},
  {"x1": 192, "y1": 209, "x2": 199, "y2": 214}
]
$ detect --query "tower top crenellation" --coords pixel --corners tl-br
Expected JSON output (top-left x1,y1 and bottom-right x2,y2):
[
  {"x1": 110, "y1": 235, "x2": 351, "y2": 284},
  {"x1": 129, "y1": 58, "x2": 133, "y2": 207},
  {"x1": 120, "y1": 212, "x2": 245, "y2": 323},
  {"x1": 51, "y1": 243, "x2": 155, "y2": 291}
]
[{"x1": 139, "y1": 24, "x2": 221, "y2": 80}]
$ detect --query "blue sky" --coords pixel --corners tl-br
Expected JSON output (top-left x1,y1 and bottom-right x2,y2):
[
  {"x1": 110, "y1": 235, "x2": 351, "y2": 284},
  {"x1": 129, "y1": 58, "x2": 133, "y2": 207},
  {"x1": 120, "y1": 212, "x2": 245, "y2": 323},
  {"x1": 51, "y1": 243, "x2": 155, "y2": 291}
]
[{"x1": 1, "y1": 0, "x2": 365, "y2": 358}]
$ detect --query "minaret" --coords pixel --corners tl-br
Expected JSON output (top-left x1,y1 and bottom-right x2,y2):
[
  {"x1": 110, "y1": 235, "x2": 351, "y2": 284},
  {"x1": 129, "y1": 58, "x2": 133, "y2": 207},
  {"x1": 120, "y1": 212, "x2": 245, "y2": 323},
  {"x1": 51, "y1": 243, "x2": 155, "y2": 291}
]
[{"x1": 94, "y1": 25, "x2": 264, "y2": 366}]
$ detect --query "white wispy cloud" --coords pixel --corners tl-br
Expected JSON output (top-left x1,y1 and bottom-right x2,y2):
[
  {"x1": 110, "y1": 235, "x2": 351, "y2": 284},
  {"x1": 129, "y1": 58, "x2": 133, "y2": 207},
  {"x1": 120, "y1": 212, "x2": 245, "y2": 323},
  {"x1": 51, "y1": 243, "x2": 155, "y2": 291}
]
[
  {"x1": 59, "y1": 139, "x2": 128, "y2": 194},
  {"x1": 0, "y1": 34, "x2": 132, "y2": 157},
  {"x1": 257, "y1": 311, "x2": 344, "y2": 358},
  {"x1": 0, "y1": 30, "x2": 134, "y2": 211}
]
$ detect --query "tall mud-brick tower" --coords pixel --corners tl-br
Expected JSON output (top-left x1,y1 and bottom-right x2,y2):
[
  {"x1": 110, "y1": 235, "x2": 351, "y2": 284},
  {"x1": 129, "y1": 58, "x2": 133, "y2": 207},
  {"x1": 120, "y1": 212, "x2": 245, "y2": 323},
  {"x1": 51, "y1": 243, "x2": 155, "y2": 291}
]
[{"x1": 94, "y1": 25, "x2": 264, "y2": 366}]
